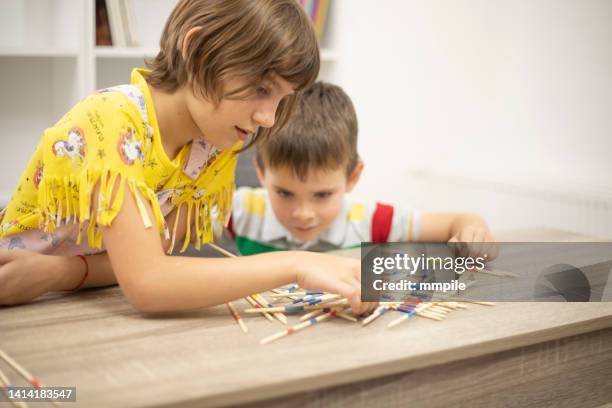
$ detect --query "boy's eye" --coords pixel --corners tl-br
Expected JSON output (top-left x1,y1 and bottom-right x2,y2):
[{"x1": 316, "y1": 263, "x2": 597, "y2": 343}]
[
  {"x1": 277, "y1": 189, "x2": 293, "y2": 198},
  {"x1": 315, "y1": 191, "x2": 333, "y2": 199}
]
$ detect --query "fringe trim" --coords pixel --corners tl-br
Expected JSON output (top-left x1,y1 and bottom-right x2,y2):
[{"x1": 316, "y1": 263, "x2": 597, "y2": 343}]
[
  {"x1": 36, "y1": 168, "x2": 234, "y2": 253},
  {"x1": 170, "y1": 181, "x2": 235, "y2": 254}
]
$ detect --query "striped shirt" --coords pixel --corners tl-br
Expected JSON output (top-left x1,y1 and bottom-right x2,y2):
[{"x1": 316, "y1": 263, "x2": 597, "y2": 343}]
[{"x1": 227, "y1": 187, "x2": 421, "y2": 255}]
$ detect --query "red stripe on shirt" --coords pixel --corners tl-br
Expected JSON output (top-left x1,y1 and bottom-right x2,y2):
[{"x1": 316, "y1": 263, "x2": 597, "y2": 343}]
[
  {"x1": 227, "y1": 214, "x2": 236, "y2": 239},
  {"x1": 371, "y1": 202, "x2": 394, "y2": 243}
]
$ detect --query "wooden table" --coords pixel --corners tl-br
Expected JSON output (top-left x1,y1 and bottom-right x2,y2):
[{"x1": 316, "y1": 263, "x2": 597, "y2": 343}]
[{"x1": 1, "y1": 228, "x2": 612, "y2": 407}]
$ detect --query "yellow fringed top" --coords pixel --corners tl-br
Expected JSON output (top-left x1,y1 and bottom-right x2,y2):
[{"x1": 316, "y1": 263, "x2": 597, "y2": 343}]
[{"x1": 0, "y1": 69, "x2": 240, "y2": 255}]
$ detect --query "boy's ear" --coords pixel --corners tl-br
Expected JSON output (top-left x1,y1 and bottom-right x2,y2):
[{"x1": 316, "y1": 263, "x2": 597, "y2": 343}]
[
  {"x1": 254, "y1": 158, "x2": 266, "y2": 186},
  {"x1": 182, "y1": 26, "x2": 203, "y2": 60},
  {"x1": 346, "y1": 160, "x2": 364, "y2": 193}
]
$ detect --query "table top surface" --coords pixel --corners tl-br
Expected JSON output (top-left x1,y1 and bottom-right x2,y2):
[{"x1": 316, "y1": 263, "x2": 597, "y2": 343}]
[{"x1": 1, "y1": 227, "x2": 611, "y2": 407}]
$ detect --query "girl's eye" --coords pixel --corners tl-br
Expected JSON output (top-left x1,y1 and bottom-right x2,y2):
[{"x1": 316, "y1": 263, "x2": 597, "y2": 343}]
[
  {"x1": 315, "y1": 192, "x2": 332, "y2": 199},
  {"x1": 256, "y1": 86, "x2": 270, "y2": 97}
]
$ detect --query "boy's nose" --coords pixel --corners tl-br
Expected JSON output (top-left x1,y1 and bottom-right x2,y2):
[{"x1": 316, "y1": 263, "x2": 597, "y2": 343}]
[{"x1": 293, "y1": 205, "x2": 315, "y2": 222}]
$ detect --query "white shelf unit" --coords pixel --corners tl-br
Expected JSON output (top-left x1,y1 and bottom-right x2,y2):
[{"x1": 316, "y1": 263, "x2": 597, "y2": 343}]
[
  {"x1": 95, "y1": 46, "x2": 159, "y2": 58},
  {"x1": 0, "y1": 0, "x2": 93, "y2": 207},
  {"x1": 0, "y1": 48, "x2": 79, "y2": 57},
  {"x1": 94, "y1": 46, "x2": 336, "y2": 63},
  {"x1": 94, "y1": 46, "x2": 338, "y2": 61},
  {"x1": 0, "y1": 0, "x2": 337, "y2": 207}
]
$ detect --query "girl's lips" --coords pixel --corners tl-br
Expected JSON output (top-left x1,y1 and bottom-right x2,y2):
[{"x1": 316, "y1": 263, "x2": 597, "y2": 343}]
[{"x1": 235, "y1": 126, "x2": 251, "y2": 141}]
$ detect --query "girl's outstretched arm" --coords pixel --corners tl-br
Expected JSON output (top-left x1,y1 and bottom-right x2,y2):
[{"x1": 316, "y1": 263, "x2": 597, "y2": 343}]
[
  {"x1": 1, "y1": 192, "x2": 371, "y2": 314},
  {"x1": 101, "y1": 185, "x2": 369, "y2": 315}
]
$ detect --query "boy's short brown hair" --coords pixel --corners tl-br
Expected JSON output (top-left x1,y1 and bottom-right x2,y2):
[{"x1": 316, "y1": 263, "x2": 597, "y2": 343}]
[
  {"x1": 256, "y1": 82, "x2": 359, "y2": 181},
  {"x1": 146, "y1": 0, "x2": 320, "y2": 147}
]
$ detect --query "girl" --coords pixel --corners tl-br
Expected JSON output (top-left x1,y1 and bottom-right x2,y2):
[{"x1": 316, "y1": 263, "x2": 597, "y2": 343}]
[{"x1": 0, "y1": 0, "x2": 374, "y2": 315}]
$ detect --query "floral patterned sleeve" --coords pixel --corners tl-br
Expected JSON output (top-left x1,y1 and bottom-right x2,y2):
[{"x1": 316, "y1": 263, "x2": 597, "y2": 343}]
[
  {"x1": 0, "y1": 90, "x2": 164, "y2": 250},
  {"x1": 1, "y1": 69, "x2": 239, "y2": 256}
]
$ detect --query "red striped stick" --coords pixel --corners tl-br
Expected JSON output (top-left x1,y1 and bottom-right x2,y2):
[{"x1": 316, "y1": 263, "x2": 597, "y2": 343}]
[
  {"x1": 226, "y1": 302, "x2": 248, "y2": 334},
  {"x1": 0, "y1": 349, "x2": 60, "y2": 407},
  {"x1": 260, "y1": 309, "x2": 337, "y2": 345},
  {"x1": 0, "y1": 349, "x2": 41, "y2": 388}
]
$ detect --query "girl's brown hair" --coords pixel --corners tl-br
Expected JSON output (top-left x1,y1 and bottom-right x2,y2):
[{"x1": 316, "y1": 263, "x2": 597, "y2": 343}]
[{"x1": 146, "y1": 0, "x2": 320, "y2": 149}]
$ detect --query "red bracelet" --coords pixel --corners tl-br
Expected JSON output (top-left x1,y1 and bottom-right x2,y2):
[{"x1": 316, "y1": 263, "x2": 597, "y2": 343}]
[{"x1": 71, "y1": 255, "x2": 89, "y2": 291}]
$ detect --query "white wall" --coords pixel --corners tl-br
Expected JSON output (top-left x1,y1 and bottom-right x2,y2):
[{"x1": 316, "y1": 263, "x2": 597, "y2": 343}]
[
  {"x1": 328, "y1": 0, "x2": 612, "y2": 236},
  {"x1": 2, "y1": 0, "x2": 610, "y2": 237}
]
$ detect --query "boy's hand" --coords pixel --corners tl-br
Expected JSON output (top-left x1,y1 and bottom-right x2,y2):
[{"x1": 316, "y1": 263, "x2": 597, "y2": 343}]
[
  {"x1": 448, "y1": 225, "x2": 498, "y2": 261},
  {"x1": 293, "y1": 252, "x2": 377, "y2": 316}
]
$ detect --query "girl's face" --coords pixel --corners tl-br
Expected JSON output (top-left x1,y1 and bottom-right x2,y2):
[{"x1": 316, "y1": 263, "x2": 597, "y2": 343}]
[{"x1": 184, "y1": 75, "x2": 295, "y2": 150}]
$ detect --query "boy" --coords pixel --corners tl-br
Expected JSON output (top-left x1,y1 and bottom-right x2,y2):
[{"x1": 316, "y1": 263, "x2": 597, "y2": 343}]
[{"x1": 228, "y1": 82, "x2": 496, "y2": 257}]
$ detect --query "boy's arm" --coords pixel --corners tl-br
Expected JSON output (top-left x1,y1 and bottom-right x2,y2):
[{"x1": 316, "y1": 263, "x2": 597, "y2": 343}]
[
  {"x1": 419, "y1": 213, "x2": 490, "y2": 241},
  {"x1": 418, "y1": 213, "x2": 497, "y2": 258}
]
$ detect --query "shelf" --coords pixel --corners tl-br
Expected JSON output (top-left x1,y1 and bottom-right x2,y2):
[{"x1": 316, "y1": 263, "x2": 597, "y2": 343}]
[
  {"x1": 96, "y1": 46, "x2": 338, "y2": 62},
  {"x1": 95, "y1": 46, "x2": 158, "y2": 59},
  {"x1": 0, "y1": 48, "x2": 79, "y2": 58}
]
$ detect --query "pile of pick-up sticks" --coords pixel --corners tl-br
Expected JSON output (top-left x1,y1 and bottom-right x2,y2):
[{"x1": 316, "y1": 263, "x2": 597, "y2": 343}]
[
  {"x1": 207, "y1": 243, "x2": 496, "y2": 345},
  {"x1": 244, "y1": 285, "x2": 494, "y2": 345},
  {"x1": 0, "y1": 349, "x2": 61, "y2": 408}
]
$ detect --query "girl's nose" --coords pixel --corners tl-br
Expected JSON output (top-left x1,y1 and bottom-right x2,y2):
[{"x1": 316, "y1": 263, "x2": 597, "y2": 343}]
[{"x1": 253, "y1": 102, "x2": 276, "y2": 129}]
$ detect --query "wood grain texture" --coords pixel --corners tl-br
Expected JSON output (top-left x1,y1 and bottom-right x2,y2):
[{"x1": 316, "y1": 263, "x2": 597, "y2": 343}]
[
  {"x1": 245, "y1": 327, "x2": 612, "y2": 408},
  {"x1": 0, "y1": 228, "x2": 611, "y2": 407}
]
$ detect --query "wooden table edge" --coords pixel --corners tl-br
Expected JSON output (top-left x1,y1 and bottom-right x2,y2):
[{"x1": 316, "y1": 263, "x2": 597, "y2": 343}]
[{"x1": 152, "y1": 312, "x2": 612, "y2": 407}]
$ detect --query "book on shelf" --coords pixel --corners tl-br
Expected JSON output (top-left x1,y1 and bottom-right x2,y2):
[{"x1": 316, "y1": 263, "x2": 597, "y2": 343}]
[
  {"x1": 95, "y1": 0, "x2": 112, "y2": 46},
  {"x1": 120, "y1": 0, "x2": 140, "y2": 47},
  {"x1": 298, "y1": 0, "x2": 330, "y2": 39},
  {"x1": 98, "y1": 0, "x2": 140, "y2": 47},
  {"x1": 105, "y1": 0, "x2": 125, "y2": 46}
]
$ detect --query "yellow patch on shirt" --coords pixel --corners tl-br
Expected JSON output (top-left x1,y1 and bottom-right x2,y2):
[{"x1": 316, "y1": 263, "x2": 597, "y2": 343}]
[
  {"x1": 244, "y1": 191, "x2": 266, "y2": 216},
  {"x1": 348, "y1": 203, "x2": 366, "y2": 222}
]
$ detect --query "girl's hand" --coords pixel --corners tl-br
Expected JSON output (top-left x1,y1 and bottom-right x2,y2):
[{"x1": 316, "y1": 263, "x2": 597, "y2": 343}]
[
  {"x1": 0, "y1": 250, "x2": 83, "y2": 305},
  {"x1": 293, "y1": 252, "x2": 378, "y2": 316},
  {"x1": 448, "y1": 226, "x2": 498, "y2": 261},
  {"x1": 0, "y1": 250, "x2": 55, "y2": 305}
]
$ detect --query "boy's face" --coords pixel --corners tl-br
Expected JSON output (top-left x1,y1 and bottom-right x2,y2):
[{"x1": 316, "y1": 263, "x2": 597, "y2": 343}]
[
  {"x1": 184, "y1": 75, "x2": 295, "y2": 151},
  {"x1": 256, "y1": 162, "x2": 363, "y2": 242}
]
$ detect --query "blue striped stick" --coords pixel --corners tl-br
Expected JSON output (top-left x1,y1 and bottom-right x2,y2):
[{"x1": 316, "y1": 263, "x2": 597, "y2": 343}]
[
  {"x1": 387, "y1": 302, "x2": 436, "y2": 328},
  {"x1": 252, "y1": 293, "x2": 288, "y2": 325},
  {"x1": 291, "y1": 292, "x2": 325, "y2": 304},
  {"x1": 244, "y1": 300, "x2": 348, "y2": 314},
  {"x1": 361, "y1": 305, "x2": 390, "y2": 326}
]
